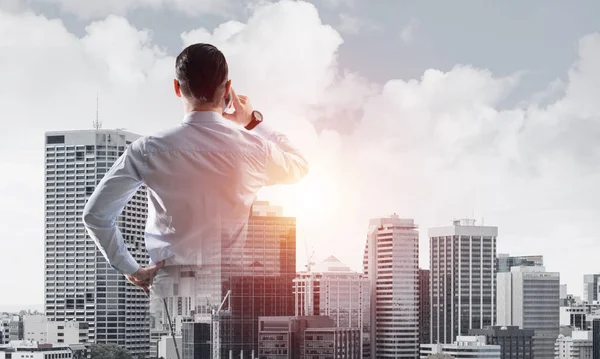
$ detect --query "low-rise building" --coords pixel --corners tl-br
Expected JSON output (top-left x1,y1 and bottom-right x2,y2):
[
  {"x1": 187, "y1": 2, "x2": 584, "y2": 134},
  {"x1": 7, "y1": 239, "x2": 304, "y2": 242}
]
[
  {"x1": 469, "y1": 326, "x2": 534, "y2": 359},
  {"x1": 420, "y1": 336, "x2": 501, "y2": 359},
  {"x1": 555, "y1": 331, "x2": 593, "y2": 359},
  {"x1": 258, "y1": 316, "x2": 361, "y2": 359}
]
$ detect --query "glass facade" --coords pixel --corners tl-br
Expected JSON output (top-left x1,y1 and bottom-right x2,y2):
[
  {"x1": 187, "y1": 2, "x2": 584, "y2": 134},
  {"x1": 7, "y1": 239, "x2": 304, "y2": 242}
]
[{"x1": 219, "y1": 210, "x2": 296, "y2": 358}]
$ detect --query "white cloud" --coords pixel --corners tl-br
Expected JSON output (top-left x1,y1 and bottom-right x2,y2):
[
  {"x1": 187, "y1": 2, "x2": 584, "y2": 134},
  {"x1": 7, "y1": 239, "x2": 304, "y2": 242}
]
[
  {"x1": 400, "y1": 17, "x2": 419, "y2": 44},
  {"x1": 1, "y1": 0, "x2": 600, "y2": 305}
]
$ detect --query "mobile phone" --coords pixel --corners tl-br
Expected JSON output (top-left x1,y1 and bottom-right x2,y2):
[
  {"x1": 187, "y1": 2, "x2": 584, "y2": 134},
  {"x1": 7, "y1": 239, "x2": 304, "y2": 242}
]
[{"x1": 222, "y1": 93, "x2": 232, "y2": 114}]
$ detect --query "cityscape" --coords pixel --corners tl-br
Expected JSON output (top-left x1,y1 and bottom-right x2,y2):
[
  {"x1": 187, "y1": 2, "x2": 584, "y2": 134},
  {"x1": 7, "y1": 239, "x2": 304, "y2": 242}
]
[
  {"x1": 2, "y1": 1, "x2": 600, "y2": 359},
  {"x1": 0, "y1": 128, "x2": 599, "y2": 359}
]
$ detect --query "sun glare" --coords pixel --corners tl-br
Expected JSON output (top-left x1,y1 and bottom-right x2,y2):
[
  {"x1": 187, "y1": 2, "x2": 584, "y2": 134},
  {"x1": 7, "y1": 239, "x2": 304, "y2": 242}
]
[{"x1": 283, "y1": 170, "x2": 340, "y2": 226}]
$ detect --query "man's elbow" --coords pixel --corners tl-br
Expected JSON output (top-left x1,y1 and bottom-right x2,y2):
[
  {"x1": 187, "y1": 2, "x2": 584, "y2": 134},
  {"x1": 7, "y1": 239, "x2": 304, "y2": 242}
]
[{"x1": 81, "y1": 203, "x2": 100, "y2": 230}]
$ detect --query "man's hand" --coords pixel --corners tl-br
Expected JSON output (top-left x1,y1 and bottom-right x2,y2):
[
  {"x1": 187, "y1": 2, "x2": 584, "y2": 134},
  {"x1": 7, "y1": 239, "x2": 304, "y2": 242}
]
[
  {"x1": 125, "y1": 261, "x2": 165, "y2": 296},
  {"x1": 223, "y1": 88, "x2": 253, "y2": 127}
]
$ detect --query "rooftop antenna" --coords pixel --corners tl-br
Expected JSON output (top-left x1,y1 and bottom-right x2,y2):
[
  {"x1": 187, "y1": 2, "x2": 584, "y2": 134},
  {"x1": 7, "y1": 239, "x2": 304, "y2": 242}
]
[{"x1": 93, "y1": 93, "x2": 102, "y2": 130}]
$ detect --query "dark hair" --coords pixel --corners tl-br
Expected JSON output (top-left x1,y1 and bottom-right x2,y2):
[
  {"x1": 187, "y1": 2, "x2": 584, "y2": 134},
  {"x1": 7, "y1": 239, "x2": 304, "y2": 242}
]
[{"x1": 175, "y1": 43, "x2": 228, "y2": 104}]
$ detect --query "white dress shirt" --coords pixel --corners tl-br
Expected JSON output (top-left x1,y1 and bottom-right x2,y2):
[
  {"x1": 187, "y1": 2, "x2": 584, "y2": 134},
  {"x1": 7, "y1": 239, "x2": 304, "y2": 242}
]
[{"x1": 82, "y1": 111, "x2": 309, "y2": 275}]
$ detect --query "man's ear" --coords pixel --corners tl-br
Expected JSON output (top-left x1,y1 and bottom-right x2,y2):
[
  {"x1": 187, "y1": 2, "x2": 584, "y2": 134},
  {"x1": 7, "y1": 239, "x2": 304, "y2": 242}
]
[
  {"x1": 174, "y1": 79, "x2": 182, "y2": 98},
  {"x1": 224, "y1": 79, "x2": 232, "y2": 99}
]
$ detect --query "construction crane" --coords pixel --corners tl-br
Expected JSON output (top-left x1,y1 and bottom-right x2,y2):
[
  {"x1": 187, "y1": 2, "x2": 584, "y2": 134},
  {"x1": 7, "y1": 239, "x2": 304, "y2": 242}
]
[{"x1": 211, "y1": 289, "x2": 232, "y2": 359}]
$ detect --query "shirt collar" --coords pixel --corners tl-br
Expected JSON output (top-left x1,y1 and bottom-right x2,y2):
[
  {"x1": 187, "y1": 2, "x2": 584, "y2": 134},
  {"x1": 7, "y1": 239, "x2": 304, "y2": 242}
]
[{"x1": 183, "y1": 111, "x2": 226, "y2": 124}]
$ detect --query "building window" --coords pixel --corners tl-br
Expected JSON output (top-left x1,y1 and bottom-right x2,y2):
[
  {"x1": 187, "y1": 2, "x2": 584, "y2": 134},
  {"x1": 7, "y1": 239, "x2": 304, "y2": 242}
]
[{"x1": 47, "y1": 135, "x2": 65, "y2": 144}]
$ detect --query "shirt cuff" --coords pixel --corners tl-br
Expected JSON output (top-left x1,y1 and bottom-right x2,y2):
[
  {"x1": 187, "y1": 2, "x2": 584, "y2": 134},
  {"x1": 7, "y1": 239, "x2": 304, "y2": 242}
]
[
  {"x1": 112, "y1": 261, "x2": 140, "y2": 275},
  {"x1": 251, "y1": 122, "x2": 277, "y2": 141}
]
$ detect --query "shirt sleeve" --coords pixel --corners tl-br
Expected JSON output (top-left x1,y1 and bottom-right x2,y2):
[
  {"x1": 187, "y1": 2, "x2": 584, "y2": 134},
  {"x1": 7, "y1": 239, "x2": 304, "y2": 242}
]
[
  {"x1": 253, "y1": 123, "x2": 310, "y2": 185},
  {"x1": 82, "y1": 138, "x2": 146, "y2": 275}
]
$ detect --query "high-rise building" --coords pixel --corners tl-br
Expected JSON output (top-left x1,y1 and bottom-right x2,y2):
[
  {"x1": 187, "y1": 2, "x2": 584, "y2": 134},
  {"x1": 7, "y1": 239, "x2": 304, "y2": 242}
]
[
  {"x1": 497, "y1": 266, "x2": 560, "y2": 359},
  {"x1": 496, "y1": 254, "x2": 543, "y2": 273},
  {"x1": 592, "y1": 319, "x2": 600, "y2": 359},
  {"x1": 555, "y1": 331, "x2": 593, "y2": 359},
  {"x1": 363, "y1": 215, "x2": 419, "y2": 359},
  {"x1": 469, "y1": 326, "x2": 534, "y2": 359},
  {"x1": 420, "y1": 336, "x2": 501, "y2": 359},
  {"x1": 584, "y1": 275, "x2": 600, "y2": 304},
  {"x1": 429, "y1": 219, "x2": 498, "y2": 344},
  {"x1": 219, "y1": 200, "x2": 296, "y2": 358},
  {"x1": 294, "y1": 256, "x2": 370, "y2": 357},
  {"x1": 44, "y1": 130, "x2": 150, "y2": 356},
  {"x1": 419, "y1": 269, "x2": 431, "y2": 345}
]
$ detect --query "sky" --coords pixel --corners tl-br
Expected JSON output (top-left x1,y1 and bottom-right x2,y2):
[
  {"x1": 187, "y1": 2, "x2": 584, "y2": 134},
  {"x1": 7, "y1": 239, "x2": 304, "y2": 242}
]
[{"x1": 1, "y1": 0, "x2": 600, "y2": 307}]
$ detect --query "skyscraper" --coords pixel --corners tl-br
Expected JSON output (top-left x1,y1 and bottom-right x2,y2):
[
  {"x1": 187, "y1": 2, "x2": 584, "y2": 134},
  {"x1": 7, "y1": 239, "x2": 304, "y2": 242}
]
[
  {"x1": 419, "y1": 269, "x2": 431, "y2": 345},
  {"x1": 497, "y1": 266, "x2": 560, "y2": 359},
  {"x1": 363, "y1": 215, "x2": 419, "y2": 359},
  {"x1": 429, "y1": 219, "x2": 498, "y2": 344},
  {"x1": 220, "y1": 200, "x2": 296, "y2": 358},
  {"x1": 584, "y1": 275, "x2": 600, "y2": 304},
  {"x1": 294, "y1": 255, "x2": 371, "y2": 358},
  {"x1": 497, "y1": 254, "x2": 543, "y2": 273},
  {"x1": 44, "y1": 130, "x2": 150, "y2": 356}
]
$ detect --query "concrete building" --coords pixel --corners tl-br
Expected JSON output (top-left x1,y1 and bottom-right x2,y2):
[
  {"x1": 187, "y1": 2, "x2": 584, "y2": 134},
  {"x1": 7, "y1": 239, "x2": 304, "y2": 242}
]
[
  {"x1": 0, "y1": 317, "x2": 9, "y2": 344},
  {"x1": 257, "y1": 316, "x2": 360, "y2": 359},
  {"x1": 23, "y1": 316, "x2": 87, "y2": 346},
  {"x1": 44, "y1": 130, "x2": 150, "y2": 356},
  {"x1": 555, "y1": 331, "x2": 593, "y2": 359},
  {"x1": 584, "y1": 275, "x2": 600, "y2": 304},
  {"x1": 158, "y1": 336, "x2": 182, "y2": 359},
  {"x1": 294, "y1": 255, "x2": 370, "y2": 357},
  {"x1": 420, "y1": 336, "x2": 501, "y2": 359},
  {"x1": 364, "y1": 215, "x2": 419, "y2": 358},
  {"x1": 560, "y1": 304, "x2": 600, "y2": 330},
  {"x1": 497, "y1": 266, "x2": 560, "y2": 359},
  {"x1": 429, "y1": 219, "x2": 498, "y2": 344},
  {"x1": 0, "y1": 341, "x2": 73, "y2": 359},
  {"x1": 420, "y1": 269, "x2": 431, "y2": 345},
  {"x1": 496, "y1": 254, "x2": 543, "y2": 273},
  {"x1": 469, "y1": 326, "x2": 534, "y2": 359}
]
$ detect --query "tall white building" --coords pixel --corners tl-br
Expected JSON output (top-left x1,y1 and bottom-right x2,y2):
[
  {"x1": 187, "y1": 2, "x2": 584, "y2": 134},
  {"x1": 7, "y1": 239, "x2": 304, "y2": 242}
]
[
  {"x1": 555, "y1": 331, "x2": 593, "y2": 359},
  {"x1": 429, "y1": 219, "x2": 498, "y2": 344},
  {"x1": 363, "y1": 215, "x2": 419, "y2": 359},
  {"x1": 44, "y1": 130, "x2": 150, "y2": 356},
  {"x1": 497, "y1": 266, "x2": 560, "y2": 359},
  {"x1": 420, "y1": 336, "x2": 501, "y2": 359},
  {"x1": 294, "y1": 255, "x2": 370, "y2": 357}
]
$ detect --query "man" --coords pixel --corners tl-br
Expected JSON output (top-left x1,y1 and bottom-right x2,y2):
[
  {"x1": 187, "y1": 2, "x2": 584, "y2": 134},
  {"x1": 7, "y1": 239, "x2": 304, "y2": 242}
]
[{"x1": 82, "y1": 43, "x2": 309, "y2": 296}]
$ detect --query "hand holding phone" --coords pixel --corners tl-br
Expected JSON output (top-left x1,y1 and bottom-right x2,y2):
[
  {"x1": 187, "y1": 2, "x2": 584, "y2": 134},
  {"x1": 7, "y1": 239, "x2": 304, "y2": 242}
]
[{"x1": 222, "y1": 88, "x2": 254, "y2": 127}]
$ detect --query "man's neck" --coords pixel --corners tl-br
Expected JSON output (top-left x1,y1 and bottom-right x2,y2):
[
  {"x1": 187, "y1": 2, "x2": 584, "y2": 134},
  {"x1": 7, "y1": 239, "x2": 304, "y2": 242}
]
[{"x1": 184, "y1": 101, "x2": 221, "y2": 114}]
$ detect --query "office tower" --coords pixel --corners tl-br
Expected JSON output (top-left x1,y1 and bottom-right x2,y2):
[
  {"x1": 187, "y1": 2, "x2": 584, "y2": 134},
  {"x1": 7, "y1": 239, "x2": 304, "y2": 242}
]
[
  {"x1": 44, "y1": 130, "x2": 149, "y2": 356},
  {"x1": 429, "y1": 219, "x2": 498, "y2": 344},
  {"x1": 219, "y1": 201, "x2": 296, "y2": 358},
  {"x1": 363, "y1": 215, "x2": 419, "y2": 359},
  {"x1": 497, "y1": 254, "x2": 543, "y2": 273},
  {"x1": 257, "y1": 316, "x2": 360, "y2": 359},
  {"x1": 470, "y1": 326, "x2": 534, "y2": 359},
  {"x1": 584, "y1": 275, "x2": 600, "y2": 304},
  {"x1": 420, "y1": 336, "x2": 501, "y2": 359},
  {"x1": 555, "y1": 331, "x2": 593, "y2": 359},
  {"x1": 497, "y1": 266, "x2": 560, "y2": 359},
  {"x1": 593, "y1": 319, "x2": 600, "y2": 359},
  {"x1": 294, "y1": 256, "x2": 370, "y2": 357},
  {"x1": 419, "y1": 269, "x2": 431, "y2": 345},
  {"x1": 182, "y1": 322, "x2": 211, "y2": 359}
]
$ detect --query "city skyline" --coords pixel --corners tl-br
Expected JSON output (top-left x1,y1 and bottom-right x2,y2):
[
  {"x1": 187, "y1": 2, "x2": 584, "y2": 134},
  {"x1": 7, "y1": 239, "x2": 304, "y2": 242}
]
[{"x1": 2, "y1": 0, "x2": 600, "y2": 309}]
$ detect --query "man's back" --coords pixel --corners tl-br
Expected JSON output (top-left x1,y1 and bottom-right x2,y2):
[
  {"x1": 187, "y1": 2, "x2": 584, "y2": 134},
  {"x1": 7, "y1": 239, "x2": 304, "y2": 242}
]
[{"x1": 82, "y1": 111, "x2": 308, "y2": 275}]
